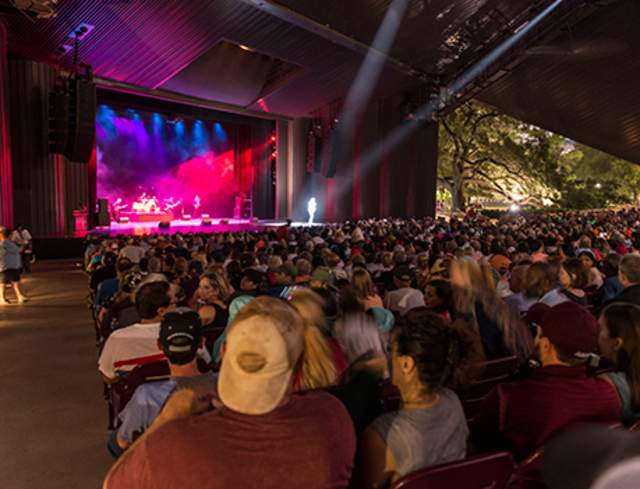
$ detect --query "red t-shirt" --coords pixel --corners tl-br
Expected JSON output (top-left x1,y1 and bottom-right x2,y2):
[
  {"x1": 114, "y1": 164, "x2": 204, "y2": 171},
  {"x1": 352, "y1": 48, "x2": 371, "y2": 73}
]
[
  {"x1": 472, "y1": 365, "x2": 621, "y2": 460},
  {"x1": 105, "y1": 390, "x2": 356, "y2": 489}
]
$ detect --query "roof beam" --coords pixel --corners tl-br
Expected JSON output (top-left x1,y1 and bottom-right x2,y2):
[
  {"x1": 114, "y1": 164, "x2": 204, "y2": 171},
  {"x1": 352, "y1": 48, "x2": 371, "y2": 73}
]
[{"x1": 236, "y1": 0, "x2": 429, "y2": 82}]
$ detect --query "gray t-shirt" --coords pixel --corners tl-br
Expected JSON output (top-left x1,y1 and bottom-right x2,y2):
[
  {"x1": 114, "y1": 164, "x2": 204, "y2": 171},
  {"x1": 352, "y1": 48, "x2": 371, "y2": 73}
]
[
  {"x1": 372, "y1": 388, "x2": 468, "y2": 478},
  {"x1": 117, "y1": 372, "x2": 218, "y2": 443}
]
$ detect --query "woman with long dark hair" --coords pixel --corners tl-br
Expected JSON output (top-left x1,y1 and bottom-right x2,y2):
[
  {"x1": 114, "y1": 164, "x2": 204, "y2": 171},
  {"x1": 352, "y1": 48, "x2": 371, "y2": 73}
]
[
  {"x1": 599, "y1": 303, "x2": 640, "y2": 422},
  {"x1": 357, "y1": 309, "x2": 482, "y2": 488}
]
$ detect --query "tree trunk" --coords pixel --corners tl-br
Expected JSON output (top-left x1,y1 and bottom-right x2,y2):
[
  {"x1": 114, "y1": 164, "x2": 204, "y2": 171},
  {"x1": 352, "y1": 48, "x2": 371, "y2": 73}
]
[{"x1": 452, "y1": 160, "x2": 466, "y2": 210}]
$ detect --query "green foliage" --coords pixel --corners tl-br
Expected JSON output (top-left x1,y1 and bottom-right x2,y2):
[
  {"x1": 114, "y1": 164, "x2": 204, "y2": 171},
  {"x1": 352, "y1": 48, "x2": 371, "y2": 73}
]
[{"x1": 438, "y1": 101, "x2": 640, "y2": 210}]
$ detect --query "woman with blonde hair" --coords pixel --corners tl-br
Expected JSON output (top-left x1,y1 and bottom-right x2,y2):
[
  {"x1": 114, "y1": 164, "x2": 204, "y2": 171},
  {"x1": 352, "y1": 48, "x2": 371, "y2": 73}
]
[
  {"x1": 451, "y1": 257, "x2": 532, "y2": 362},
  {"x1": 290, "y1": 288, "x2": 344, "y2": 390},
  {"x1": 352, "y1": 267, "x2": 383, "y2": 310},
  {"x1": 196, "y1": 271, "x2": 231, "y2": 328}
]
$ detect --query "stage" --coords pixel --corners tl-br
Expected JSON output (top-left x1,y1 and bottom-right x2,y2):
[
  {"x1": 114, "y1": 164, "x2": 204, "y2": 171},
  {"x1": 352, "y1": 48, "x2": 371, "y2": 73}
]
[{"x1": 87, "y1": 218, "x2": 315, "y2": 237}]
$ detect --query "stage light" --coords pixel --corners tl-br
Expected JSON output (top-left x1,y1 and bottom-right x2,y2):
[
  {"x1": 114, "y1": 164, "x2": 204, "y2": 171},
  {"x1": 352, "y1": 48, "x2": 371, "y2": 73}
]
[
  {"x1": 509, "y1": 203, "x2": 521, "y2": 213},
  {"x1": 307, "y1": 197, "x2": 317, "y2": 225},
  {"x1": 270, "y1": 135, "x2": 276, "y2": 143},
  {"x1": 238, "y1": 44, "x2": 253, "y2": 52},
  {"x1": 183, "y1": 214, "x2": 192, "y2": 220},
  {"x1": 595, "y1": 182, "x2": 602, "y2": 189},
  {"x1": 201, "y1": 214, "x2": 210, "y2": 220},
  {"x1": 271, "y1": 151, "x2": 277, "y2": 158}
]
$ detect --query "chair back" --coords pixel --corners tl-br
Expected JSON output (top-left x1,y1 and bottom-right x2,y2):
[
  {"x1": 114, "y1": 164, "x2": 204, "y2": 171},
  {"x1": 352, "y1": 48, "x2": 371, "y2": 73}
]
[
  {"x1": 459, "y1": 356, "x2": 518, "y2": 420},
  {"x1": 391, "y1": 452, "x2": 515, "y2": 489},
  {"x1": 108, "y1": 360, "x2": 170, "y2": 428}
]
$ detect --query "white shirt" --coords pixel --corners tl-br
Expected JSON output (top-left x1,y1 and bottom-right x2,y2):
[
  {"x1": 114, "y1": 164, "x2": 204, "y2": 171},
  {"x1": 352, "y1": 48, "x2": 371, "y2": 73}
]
[
  {"x1": 119, "y1": 245, "x2": 145, "y2": 264},
  {"x1": 98, "y1": 322, "x2": 211, "y2": 379},
  {"x1": 385, "y1": 287, "x2": 425, "y2": 316},
  {"x1": 10, "y1": 229, "x2": 31, "y2": 246}
]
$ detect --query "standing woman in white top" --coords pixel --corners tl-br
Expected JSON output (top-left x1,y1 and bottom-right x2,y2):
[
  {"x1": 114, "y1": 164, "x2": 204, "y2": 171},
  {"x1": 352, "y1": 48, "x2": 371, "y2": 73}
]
[{"x1": 10, "y1": 223, "x2": 32, "y2": 273}]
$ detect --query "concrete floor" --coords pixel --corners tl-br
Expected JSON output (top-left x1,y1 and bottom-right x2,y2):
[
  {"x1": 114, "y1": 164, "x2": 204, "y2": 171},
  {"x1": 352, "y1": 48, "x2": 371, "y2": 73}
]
[{"x1": 0, "y1": 260, "x2": 112, "y2": 489}]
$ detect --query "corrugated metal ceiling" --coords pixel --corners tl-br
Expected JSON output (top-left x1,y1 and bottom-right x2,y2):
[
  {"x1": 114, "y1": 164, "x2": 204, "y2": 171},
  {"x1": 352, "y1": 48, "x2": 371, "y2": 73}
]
[{"x1": 477, "y1": 0, "x2": 640, "y2": 164}]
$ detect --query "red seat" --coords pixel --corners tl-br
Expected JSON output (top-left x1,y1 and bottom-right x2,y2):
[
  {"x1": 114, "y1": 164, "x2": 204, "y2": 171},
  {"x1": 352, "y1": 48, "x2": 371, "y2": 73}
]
[
  {"x1": 390, "y1": 452, "x2": 515, "y2": 489},
  {"x1": 107, "y1": 360, "x2": 171, "y2": 429},
  {"x1": 457, "y1": 356, "x2": 519, "y2": 420}
]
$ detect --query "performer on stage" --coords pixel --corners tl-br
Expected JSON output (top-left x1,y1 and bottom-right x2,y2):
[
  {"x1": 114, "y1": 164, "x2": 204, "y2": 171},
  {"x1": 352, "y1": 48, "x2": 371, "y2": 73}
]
[{"x1": 193, "y1": 195, "x2": 201, "y2": 218}]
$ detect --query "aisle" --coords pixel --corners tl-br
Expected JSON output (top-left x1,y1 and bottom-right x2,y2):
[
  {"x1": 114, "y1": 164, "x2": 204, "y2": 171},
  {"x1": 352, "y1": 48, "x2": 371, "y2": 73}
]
[{"x1": 0, "y1": 260, "x2": 112, "y2": 489}]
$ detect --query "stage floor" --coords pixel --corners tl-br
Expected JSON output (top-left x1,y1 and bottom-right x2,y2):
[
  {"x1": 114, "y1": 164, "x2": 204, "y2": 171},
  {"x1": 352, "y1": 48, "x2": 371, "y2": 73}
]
[{"x1": 88, "y1": 218, "x2": 314, "y2": 237}]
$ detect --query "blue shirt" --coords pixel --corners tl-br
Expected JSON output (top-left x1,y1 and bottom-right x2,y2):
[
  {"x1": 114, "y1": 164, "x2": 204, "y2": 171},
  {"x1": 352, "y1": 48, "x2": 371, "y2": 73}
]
[
  {"x1": 539, "y1": 288, "x2": 570, "y2": 307},
  {"x1": 0, "y1": 240, "x2": 21, "y2": 271},
  {"x1": 117, "y1": 372, "x2": 218, "y2": 443}
]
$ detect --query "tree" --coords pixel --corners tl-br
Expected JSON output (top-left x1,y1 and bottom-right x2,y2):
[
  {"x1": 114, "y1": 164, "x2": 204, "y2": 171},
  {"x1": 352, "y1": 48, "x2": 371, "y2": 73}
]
[
  {"x1": 438, "y1": 102, "x2": 563, "y2": 210},
  {"x1": 438, "y1": 101, "x2": 640, "y2": 210}
]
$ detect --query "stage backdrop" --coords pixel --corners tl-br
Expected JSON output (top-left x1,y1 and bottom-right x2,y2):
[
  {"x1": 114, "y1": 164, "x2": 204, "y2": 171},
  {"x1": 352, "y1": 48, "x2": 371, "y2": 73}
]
[{"x1": 96, "y1": 105, "x2": 248, "y2": 218}]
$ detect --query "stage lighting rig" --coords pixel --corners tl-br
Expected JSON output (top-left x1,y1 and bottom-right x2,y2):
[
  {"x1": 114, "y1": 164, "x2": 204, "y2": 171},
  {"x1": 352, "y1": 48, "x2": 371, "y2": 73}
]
[{"x1": 11, "y1": 0, "x2": 57, "y2": 19}]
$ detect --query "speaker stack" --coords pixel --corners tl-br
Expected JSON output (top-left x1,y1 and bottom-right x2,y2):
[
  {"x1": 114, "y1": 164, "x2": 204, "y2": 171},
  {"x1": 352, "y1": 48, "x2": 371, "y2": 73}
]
[{"x1": 48, "y1": 74, "x2": 96, "y2": 163}]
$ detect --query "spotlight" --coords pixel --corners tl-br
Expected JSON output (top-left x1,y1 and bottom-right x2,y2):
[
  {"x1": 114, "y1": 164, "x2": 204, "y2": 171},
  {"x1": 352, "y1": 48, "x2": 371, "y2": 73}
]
[
  {"x1": 595, "y1": 183, "x2": 602, "y2": 189},
  {"x1": 183, "y1": 214, "x2": 192, "y2": 220},
  {"x1": 509, "y1": 204, "x2": 521, "y2": 213},
  {"x1": 271, "y1": 151, "x2": 278, "y2": 158},
  {"x1": 238, "y1": 44, "x2": 253, "y2": 52}
]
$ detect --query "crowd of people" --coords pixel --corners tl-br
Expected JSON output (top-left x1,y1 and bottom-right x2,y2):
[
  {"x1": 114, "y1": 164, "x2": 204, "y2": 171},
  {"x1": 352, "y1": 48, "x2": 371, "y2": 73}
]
[{"x1": 85, "y1": 208, "x2": 640, "y2": 489}]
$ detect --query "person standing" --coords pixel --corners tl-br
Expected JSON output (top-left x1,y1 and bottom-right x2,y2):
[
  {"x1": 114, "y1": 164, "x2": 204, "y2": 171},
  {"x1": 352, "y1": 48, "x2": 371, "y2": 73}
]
[
  {"x1": 0, "y1": 227, "x2": 28, "y2": 305},
  {"x1": 10, "y1": 224, "x2": 33, "y2": 273}
]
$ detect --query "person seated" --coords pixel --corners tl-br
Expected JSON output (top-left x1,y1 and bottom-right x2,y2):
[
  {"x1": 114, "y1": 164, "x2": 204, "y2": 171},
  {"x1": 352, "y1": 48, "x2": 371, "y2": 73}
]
[
  {"x1": 471, "y1": 302, "x2": 620, "y2": 460},
  {"x1": 598, "y1": 303, "x2": 640, "y2": 423},
  {"x1": 108, "y1": 309, "x2": 217, "y2": 458},
  {"x1": 352, "y1": 268, "x2": 384, "y2": 311},
  {"x1": 524, "y1": 262, "x2": 568, "y2": 308},
  {"x1": 558, "y1": 258, "x2": 589, "y2": 305},
  {"x1": 423, "y1": 279, "x2": 452, "y2": 320},
  {"x1": 601, "y1": 253, "x2": 624, "y2": 303},
  {"x1": 98, "y1": 269, "x2": 143, "y2": 339},
  {"x1": 96, "y1": 257, "x2": 133, "y2": 308},
  {"x1": 357, "y1": 309, "x2": 481, "y2": 488},
  {"x1": 98, "y1": 280, "x2": 211, "y2": 382},
  {"x1": 90, "y1": 252, "x2": 117, "y2": 293},
  {"x1": 195, "y1": 272, "x2": 230, "y2": 328},
  {"x1": 290, "y1": 288, "x2": 344, "y2": 389},
  {"x1": 384, "y1": 265, "x2": 425, "y2": 316},
  {"x1": 611, "y1": 254, "x2": 640, "y2": 307},
  {"x1": 103, "y1": 297, "x2": 356, "y2": 489},
  {"x1": 579, "y1": 249, "x2": 604, "y2": 289}
]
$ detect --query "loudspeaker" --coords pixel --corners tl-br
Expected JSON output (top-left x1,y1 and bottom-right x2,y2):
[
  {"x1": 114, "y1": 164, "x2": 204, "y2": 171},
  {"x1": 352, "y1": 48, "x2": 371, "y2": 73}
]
[
  {"x1": 159, "y1": 221, "x2": 171, "y2": 229},
  {"x1": 97, "y1": 212, "x2": 110, "y2": 227},
  {"x1": 64, "y1": 78, "x2": 96, "y2": 163},
  {"x1": 98, "y1": 198, "x2": 109, "y2": 213},
  {"x1": 48, "y1": 84, "x2": 69, "y2": 154}
]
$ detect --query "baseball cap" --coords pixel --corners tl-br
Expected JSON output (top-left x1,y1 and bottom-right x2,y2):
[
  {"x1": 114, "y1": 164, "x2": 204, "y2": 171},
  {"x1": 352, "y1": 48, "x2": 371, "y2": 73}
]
[
  {"x1": 310, "y1": 266, "x2": 335, "y2": 286},
  {"x1": 394, "y1": 265, "x2": 413, "y2": 282},
  {"x1": 159, "y1": 308, "x2": 203, "y2": 359},
  {"x1": 489, "y1": 254, "x2": 511, "y2": 272},
  {"x1": 218, "y1": 297, "x2": 304, "y2": 415},
  {"x1": 527, "y1": 302, "x2": 599, "y2": 355}
]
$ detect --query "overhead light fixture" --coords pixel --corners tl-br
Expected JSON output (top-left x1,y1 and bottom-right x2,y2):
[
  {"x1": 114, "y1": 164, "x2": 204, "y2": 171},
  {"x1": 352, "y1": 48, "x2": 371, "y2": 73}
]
[{"x1": 238, "y1": 44, "x2": 253, "y2": 52}]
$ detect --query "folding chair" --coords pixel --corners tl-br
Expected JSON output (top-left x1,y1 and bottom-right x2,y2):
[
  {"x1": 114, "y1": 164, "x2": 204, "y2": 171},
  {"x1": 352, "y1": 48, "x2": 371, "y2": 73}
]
[{"x1": 391, "y1": 451, "x2": 515, "y2": 489}]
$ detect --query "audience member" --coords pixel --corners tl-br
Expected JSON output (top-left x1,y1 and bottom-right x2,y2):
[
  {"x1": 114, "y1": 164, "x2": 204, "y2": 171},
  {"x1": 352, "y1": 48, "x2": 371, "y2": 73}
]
[
  {"x1": 357, "y1": 309, "x2": 481, "y2": 488},
  {"x1": 472, "y1": 302, "x2": 620, "y2": 459},
  {"x1": 598, "y1": 303, "x2": 640, "y2": 422},
  {"x1": 103, "y1": 297, "x2": 356, "y2": 489},
  {"x1": 108, "y1": 309, "x2": 216, "y2": 457}
]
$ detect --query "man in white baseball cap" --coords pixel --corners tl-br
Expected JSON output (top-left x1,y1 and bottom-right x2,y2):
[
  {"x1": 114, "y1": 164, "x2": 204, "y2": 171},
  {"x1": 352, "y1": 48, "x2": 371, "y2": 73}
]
[{"x1": 104, "y1": 297, "x2": 356, "y2": 489}]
